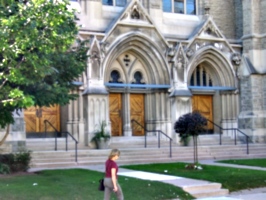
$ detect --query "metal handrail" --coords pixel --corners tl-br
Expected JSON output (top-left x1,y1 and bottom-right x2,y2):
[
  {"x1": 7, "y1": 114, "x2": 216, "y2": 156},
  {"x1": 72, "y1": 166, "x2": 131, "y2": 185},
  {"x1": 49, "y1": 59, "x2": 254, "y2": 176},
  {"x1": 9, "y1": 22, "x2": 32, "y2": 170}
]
[
  {"x1": 44, "y1": 120, "x2": 79, "y2": 162},
  {"x1": 207, "y1": 119, "x2": 250, "y2": 154},
  {"x1": 131, "y1": 119, "x2": 172, "y2": 157}
]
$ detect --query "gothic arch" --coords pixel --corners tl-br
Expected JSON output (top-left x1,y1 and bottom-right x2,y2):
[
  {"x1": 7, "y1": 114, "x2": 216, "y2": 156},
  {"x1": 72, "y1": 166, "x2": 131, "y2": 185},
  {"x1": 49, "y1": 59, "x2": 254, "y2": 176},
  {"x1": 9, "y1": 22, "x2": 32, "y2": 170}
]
[
  {"x1": 187, "y1": 47, "x2": 236, "y2": 87},
  {"x1": 103, "y1": 32, "x2": 170, "y2": 85}
]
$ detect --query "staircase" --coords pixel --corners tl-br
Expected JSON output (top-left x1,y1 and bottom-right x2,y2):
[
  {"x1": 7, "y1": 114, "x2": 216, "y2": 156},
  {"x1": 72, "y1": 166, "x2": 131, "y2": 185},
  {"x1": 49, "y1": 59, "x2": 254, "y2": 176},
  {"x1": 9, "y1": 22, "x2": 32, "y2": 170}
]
[
  {"x1": 27, "y1": 135, "x2": 266, "y2": 169},
  {"x1": 182, "y1": 182, "x2": 229, "y2": 198}
]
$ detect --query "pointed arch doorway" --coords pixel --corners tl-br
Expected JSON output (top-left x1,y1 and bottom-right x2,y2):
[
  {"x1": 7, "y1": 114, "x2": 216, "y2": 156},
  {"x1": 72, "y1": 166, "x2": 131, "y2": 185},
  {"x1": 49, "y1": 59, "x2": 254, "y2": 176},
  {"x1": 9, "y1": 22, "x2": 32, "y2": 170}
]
[
  {"x1": 107, "y1": 51, "x2": 149, "y2": 137},
  {"x1": 190, "y1": 64, "x2": 215, "y2": 132}
]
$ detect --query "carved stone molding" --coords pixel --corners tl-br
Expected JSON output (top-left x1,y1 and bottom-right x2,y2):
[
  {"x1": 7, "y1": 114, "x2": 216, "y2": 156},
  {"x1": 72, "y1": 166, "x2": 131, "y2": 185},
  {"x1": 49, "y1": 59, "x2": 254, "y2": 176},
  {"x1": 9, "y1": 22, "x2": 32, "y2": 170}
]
[
  {"x1": 100, "y1": 42, "x2": 108, "y2": 55},
  {"x1": 231, "y1": 52, "x2": 241, "y2": 65},
  {"x1": 205, "y1": 23, "x2": 217, "y2": 36},
  {"x1": 186, "y1": 48, "x2": 194, "y2": 58}
]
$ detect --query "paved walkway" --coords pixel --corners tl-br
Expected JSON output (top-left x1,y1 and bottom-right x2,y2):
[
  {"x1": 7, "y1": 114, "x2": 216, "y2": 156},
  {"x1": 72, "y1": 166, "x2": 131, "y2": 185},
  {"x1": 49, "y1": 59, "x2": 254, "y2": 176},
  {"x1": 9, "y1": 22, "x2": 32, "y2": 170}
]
[{"x1": 29, "y1": 160, "x2": 266, "y2": 200}]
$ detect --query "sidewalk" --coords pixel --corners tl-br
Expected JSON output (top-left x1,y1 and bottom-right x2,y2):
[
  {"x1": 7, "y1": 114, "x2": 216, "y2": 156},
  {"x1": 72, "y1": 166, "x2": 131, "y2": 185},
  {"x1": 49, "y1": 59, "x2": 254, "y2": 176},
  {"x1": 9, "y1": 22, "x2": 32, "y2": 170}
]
[{"x1": 29, "y1": 160, "x2": 266, "y2": 200}]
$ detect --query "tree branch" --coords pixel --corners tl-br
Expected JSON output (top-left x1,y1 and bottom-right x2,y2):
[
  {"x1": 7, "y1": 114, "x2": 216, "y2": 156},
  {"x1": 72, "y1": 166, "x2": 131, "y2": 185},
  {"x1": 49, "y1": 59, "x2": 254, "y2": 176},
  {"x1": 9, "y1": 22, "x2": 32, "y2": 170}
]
[
  {"x1": 0, "y1": 78, "x2": 7, "y2": 90},
  {"x1": 0, "y1": 124, "x2": 10, "y2": 146}
]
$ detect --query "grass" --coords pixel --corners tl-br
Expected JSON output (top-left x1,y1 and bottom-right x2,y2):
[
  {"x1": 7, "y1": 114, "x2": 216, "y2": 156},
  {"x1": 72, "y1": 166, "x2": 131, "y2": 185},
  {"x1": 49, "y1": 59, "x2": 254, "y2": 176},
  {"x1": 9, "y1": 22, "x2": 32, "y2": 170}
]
[
  {"x1": 0, "y1": 168, "x2": 193, "y2": 200},
  {"x1": 217, "y1": 158, "x2": 266, "y2": 168},
  {"x1": 121, "y1": 162, "x2": 266, "y2": 192}
]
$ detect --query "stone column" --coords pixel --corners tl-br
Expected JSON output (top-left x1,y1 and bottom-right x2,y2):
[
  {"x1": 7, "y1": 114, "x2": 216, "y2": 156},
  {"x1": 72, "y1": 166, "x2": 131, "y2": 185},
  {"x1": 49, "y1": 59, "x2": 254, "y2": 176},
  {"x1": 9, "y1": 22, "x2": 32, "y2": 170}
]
[
  {"x1": 170, "y1": 95, "x2": 192, "y2": 144},
  {"x1": 78, "y1": 90, "x2": 85, "y2": 144},
  {"x1": 5, "y1": 110, "x2": 26, "y2": 152},
  {"x1": 123, "y1": 92, "x2": 132, "y2": 136},
  {"x1": 67, "y1": 91, "x2": 73, "y2": 134}
]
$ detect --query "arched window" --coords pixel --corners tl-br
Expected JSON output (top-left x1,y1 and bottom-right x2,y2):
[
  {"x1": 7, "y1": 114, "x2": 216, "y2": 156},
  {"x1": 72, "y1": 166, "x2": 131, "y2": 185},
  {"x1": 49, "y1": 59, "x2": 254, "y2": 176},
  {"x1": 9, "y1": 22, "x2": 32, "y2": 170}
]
[
  {"x1": 162, "y1": 0, "x2": 196, "y2": 15},
  {"x1": 109, "y1": 70, "x2": 122, "y2": 83},
  {"x1": 132, "y1": 71, "x2": 145, "y2": 84},
  {"x1": 190, "y1": 65, "x2": 213, "y2": 87}
]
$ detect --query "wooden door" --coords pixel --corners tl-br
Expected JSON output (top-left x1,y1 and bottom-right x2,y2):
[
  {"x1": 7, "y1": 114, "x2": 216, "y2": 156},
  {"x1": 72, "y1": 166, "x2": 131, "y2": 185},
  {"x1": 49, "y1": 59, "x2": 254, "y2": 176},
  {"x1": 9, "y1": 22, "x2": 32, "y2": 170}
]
[
  {"x1": 192, "y1": 95, "x2": 213, "y2": 131},
  {"x1": 24, "y1": 105, "x2": 60, "y2": 133},
  {"x1": 109, "y1": 93, "x2": 123, "y2": 136},
  {"x1": 130, "y1": 94, "x2": 145, "y2": 136}
]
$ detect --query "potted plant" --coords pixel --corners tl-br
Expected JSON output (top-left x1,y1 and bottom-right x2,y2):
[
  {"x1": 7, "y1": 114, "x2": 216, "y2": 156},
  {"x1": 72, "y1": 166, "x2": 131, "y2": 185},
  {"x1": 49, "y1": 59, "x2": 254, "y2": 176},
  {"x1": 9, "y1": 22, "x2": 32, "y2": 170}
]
[{"x1": 91, "y1": 121, "x2": 111, "y2": 149}]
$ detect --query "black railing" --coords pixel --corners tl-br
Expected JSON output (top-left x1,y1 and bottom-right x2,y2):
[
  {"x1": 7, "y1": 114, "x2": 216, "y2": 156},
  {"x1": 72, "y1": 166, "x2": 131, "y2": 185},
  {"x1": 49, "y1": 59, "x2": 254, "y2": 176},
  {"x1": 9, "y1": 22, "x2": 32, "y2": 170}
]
[
  {"x1": 207, "y1": 120, "x2": 250, "y2": 154},
  {"x1": 131, "y1": 119, "x2": 172, "y2": 157},
  {"x1": 44, "y1": 120, "x2": 79, "y2": 162}
]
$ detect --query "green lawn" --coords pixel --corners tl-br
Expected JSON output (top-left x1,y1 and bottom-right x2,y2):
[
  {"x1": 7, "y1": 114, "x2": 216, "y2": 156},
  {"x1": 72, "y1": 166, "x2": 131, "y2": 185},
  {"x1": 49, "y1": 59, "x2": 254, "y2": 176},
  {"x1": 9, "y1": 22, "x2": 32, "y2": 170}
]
[
  {"x1": 217, "y1": 158, "x2": 266, "y2": 168},
  {"x1": 0, "y1": 169, "x2": 193, "y2": 200},
  {"x1": 2, "y1": 160, "x2": 266, "y2": 199},
  {"x1": 121, "y1": 162, "x2": 266, "y2": 192}
]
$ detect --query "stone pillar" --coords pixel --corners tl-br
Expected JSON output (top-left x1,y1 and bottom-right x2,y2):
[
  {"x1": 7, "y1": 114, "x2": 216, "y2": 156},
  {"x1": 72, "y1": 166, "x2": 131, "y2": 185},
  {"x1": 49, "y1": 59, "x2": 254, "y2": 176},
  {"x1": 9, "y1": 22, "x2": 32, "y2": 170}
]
[
  {"x1": 238, "y1": 0, "x2": 266, "y2": 143},
  {"x1": 67, "y1": 91, "x2": 73, "y2": 134},
  {"x1": 170, "y1": 95, "x2": 192, "y2": 144},
  {"x1": 221, "y1": 92, "x2": 238, "y2": 138},
  {"x1": 78, "y1": 90, "x2": 85, "y2": 144},
  {"x1": 123, "y1": 92, "x2": 132, "y2": 137},
  {"x1": 4, "y1": 110, "x2": 26, "y2": 152},
  {"x1": 72, "y1": 89, "x2": 79, "y2": 138}
]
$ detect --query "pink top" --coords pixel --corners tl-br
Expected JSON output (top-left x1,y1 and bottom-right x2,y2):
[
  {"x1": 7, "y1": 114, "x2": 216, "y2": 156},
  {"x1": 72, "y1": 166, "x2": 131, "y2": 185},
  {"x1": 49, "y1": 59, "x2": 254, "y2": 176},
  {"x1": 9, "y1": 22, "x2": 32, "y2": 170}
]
[{"x1": 105, "y1": 159, "x2": 118, "y2": 179}]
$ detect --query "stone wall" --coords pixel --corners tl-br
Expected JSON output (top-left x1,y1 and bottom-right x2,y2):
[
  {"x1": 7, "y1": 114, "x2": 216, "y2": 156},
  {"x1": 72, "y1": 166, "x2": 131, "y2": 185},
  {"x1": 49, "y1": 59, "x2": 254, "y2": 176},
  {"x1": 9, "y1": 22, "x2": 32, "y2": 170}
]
[
  {"x1": 208, "y1": 0, "x2": 237, "y2": 39},
  {"x1": 234, "y1": 0, "x2": 243, "y2": 39},
  {"x1": 239, "y1": 76, "x2": 252, "y2": 112},
  {"x1": 240, "y1": 75, "x2": 266, "y2": 112},
  {"x1": 239, "y1": 74, "x2": 266, "y2": 142}
]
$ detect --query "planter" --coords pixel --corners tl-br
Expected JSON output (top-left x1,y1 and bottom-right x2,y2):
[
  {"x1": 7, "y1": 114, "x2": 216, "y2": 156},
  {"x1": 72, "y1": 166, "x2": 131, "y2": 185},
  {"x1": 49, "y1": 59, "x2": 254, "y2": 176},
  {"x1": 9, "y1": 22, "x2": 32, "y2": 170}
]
[{"x1": 95, "y1": 138, "x2": 109, "y2": 149}]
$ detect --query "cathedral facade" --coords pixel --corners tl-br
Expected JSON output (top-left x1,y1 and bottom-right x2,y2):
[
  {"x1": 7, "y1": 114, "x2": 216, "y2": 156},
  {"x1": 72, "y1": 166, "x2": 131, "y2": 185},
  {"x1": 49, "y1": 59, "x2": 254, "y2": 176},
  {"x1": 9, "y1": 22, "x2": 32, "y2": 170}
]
[
  {"x1": 2, "y1": 0, "x2": 266, "y2": 151},
  {"x1": 68, "y1": 0, "x2": 264, "y2": 146}
]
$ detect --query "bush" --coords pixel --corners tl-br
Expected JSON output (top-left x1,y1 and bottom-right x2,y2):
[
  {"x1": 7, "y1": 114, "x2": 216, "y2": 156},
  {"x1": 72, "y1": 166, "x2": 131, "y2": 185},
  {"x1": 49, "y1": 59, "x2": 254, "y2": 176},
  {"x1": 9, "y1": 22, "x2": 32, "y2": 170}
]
[
  {"x1": 0, "y1": 149, "x2": 31, "y2": 174},
  {"x1": 0, "y1": 163, "x2": 10, "y2": 174}
]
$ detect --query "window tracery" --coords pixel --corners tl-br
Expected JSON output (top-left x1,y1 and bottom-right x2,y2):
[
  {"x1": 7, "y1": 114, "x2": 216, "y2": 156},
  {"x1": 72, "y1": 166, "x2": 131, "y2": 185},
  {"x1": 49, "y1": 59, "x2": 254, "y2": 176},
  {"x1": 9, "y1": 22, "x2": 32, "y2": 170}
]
[{"x1": 190, "y1": 65, "x2": 213, "y2": 87}]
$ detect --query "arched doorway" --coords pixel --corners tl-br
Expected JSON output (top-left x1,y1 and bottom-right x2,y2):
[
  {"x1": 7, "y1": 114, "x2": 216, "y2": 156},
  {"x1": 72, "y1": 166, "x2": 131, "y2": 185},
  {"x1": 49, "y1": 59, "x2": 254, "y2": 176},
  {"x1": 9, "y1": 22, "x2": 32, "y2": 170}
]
[
  {"x1": 107, "y1": 52, "x2": 148, "y2": 136},
  {"x1": 102, "y1": 33, "x2": 171, "y2": 138},
  {"x1": 190, "y1": 64, "x2": 215, "y2": 132},
  {"x1": 187, "y1": 48, "x2": 238, "y2": 134}
]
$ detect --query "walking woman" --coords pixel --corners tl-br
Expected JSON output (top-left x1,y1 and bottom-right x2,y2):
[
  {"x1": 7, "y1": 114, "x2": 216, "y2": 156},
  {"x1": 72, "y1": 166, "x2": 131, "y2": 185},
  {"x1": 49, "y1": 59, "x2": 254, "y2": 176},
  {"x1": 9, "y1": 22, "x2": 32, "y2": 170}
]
[{"x1": 104, "y1": 149, "x2": 124, "y2": 200}]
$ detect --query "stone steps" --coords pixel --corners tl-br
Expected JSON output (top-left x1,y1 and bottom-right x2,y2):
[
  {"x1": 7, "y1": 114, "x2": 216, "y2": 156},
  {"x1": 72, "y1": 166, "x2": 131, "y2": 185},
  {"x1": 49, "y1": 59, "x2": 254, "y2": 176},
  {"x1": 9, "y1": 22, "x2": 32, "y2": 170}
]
[
  {"x1": 26, "y1": 134, "x2": 238, "y2": 151},
  {"x1": 29, "y1": 143, "x2": 266, "y2": 169},
  {"x1": 27, "y1": 134, "x2": 266, "y2": 169},
  {"x1": 183, "y1": 183, "x2": 229, "y2": 198}
]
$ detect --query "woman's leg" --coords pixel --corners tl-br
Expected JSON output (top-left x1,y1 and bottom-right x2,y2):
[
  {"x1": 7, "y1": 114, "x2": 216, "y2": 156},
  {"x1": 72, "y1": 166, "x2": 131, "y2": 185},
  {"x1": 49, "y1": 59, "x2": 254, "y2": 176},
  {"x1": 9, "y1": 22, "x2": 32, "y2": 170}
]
[
  {"x1": 115, "y1": 183, "x2": 124, "y2": 200},
  {"x1": 104, "y1": 178, "x2": 113, "y2": 200}
]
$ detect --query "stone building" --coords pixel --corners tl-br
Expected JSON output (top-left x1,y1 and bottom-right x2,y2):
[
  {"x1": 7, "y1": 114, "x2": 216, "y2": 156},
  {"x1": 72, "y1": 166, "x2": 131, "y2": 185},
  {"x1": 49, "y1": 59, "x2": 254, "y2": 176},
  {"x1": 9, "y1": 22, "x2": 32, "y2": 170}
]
[{"x1": 1, "y1": 0, "x2": 266, "y2": 151}]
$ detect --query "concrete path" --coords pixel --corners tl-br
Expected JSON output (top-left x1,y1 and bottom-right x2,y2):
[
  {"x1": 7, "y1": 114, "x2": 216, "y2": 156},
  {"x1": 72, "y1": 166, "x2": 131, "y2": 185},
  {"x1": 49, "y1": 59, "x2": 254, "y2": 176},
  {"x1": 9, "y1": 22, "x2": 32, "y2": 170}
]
[{"x1": 29, "y1": 160, "x2": 266, "y2": 200}]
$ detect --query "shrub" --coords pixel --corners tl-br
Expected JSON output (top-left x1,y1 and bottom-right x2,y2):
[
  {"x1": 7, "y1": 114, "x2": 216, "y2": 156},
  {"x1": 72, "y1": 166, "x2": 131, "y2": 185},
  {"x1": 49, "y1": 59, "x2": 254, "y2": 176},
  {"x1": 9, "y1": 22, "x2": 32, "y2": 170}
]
[
  {"x1": 0, "y1": 148, "x2": 31, "y2": 174},
  {"x1": 0, "y1": 163, "x2": 10, "y2": 174}
]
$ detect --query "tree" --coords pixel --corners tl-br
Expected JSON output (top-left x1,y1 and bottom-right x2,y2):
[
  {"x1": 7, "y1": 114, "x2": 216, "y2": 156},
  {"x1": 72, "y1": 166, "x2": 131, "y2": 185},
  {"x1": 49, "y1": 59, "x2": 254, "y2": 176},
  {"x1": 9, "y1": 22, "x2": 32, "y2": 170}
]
[
  {"x1": 0, "y1": 0, "x2": 89, "y2": 139},
  {"x1": 174, "y1": 111, "x2": 207, "y2": 164}
]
